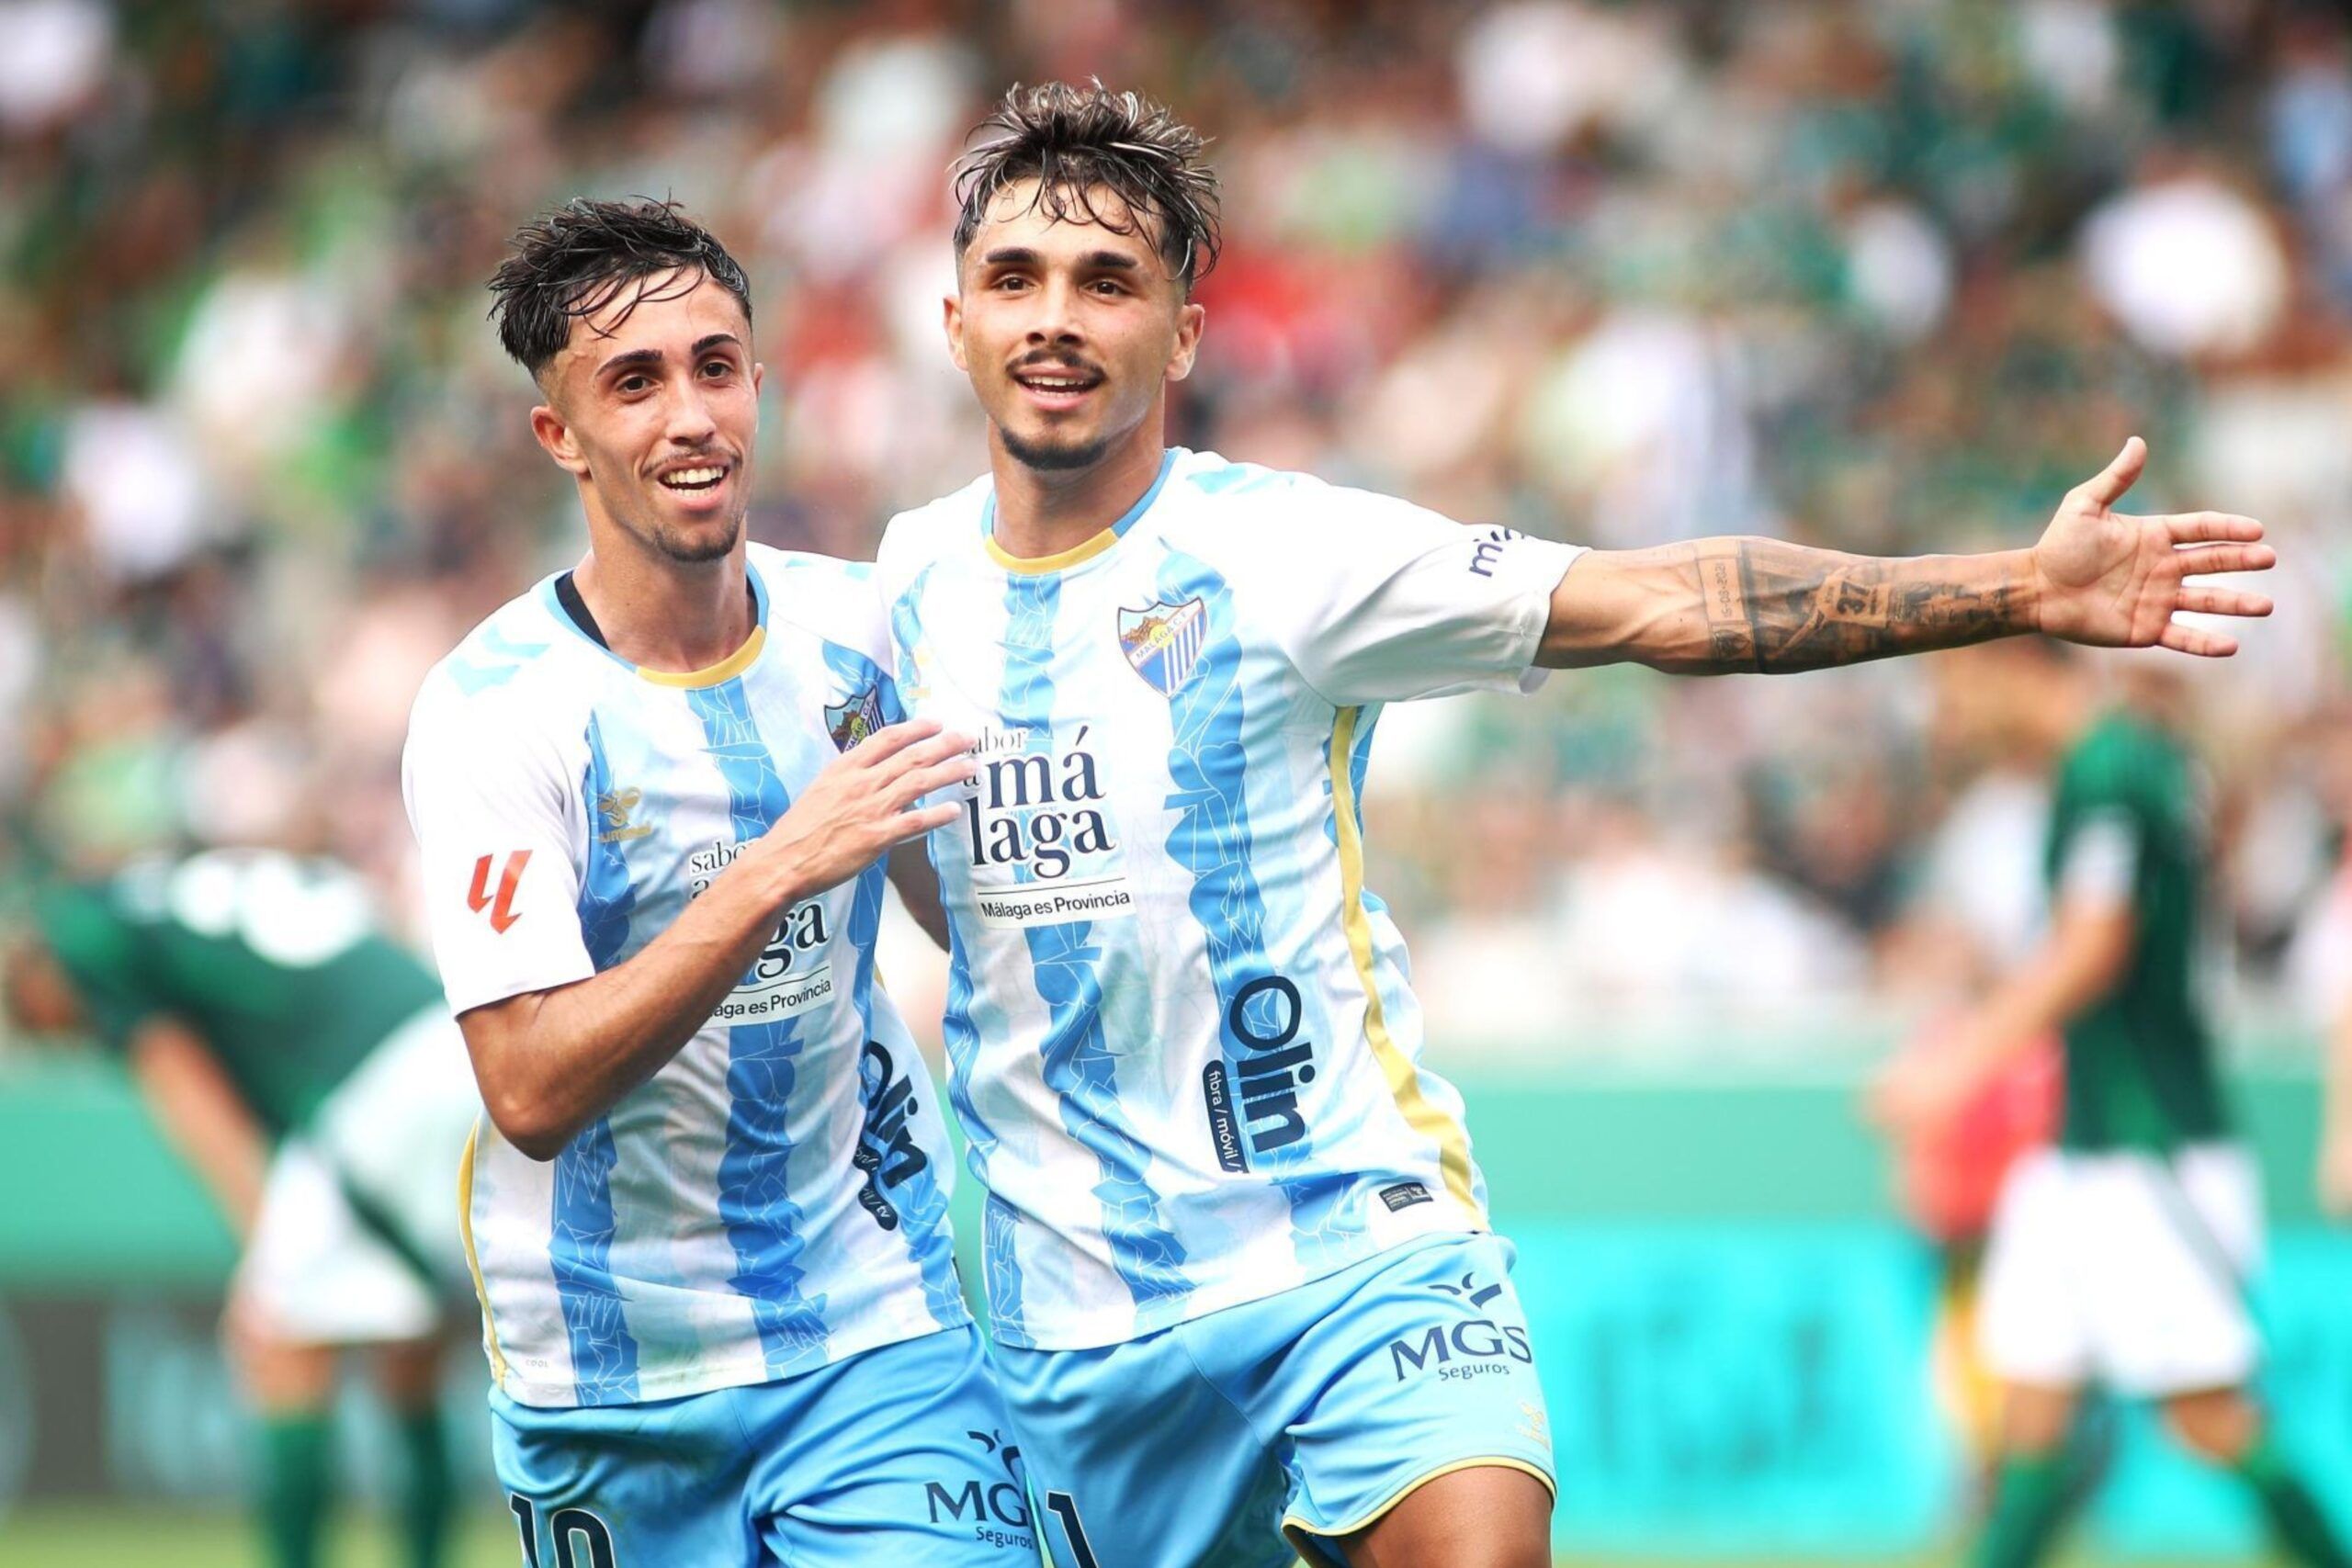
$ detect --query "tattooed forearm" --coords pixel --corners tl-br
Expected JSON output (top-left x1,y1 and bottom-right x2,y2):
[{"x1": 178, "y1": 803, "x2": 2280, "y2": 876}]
[{"x1": 1690, "y1": 539, "x2": 2036, "y2": 673}]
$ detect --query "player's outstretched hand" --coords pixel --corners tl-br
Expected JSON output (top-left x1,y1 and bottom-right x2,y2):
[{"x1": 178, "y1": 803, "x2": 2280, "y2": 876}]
[
  {"x1": 2032, "y1": 436, "x2": 2276, "y2": 658},
  {"x1": 752, "y1": 718, "x2": 970, "y2": 901}
]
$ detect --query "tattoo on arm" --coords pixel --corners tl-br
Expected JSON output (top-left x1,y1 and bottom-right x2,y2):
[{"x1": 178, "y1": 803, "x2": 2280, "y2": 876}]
[{"x1": 1694, "y1": 539, "x2": 2033, "y2": 673}]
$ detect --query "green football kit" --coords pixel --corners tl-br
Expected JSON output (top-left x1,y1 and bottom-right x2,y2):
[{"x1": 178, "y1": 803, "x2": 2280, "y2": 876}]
[
  {"x1": 34, "y1": 850, "x2": 477, "y2": 1340},
  {"x1": 1979, "y1": 708, "x2": 2256, "y2": 1397}
]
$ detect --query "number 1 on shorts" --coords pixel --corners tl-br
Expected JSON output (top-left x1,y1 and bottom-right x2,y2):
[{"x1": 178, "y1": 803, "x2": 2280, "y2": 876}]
[{"x1": 1043, "y1": 1490, "x2": 1101, "y2": 1568}]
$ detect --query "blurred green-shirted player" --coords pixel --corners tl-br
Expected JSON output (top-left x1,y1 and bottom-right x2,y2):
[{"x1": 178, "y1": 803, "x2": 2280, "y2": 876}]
[
  {"x1": 1877, "y1": 653, "x2": 2348, "y2": 1568},
  {"x1": 5, "y1": 849, "x2": 481, "y2": 1568}
]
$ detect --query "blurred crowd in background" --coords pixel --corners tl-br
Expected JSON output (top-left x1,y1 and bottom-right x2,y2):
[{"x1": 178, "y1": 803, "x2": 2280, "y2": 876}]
[{"x1": 4, "y1": 0, "x2": 2351, "y2": 1053}]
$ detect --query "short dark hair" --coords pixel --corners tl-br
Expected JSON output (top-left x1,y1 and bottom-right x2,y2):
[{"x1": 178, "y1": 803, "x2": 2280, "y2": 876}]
[
  {"x1": 952, "y1": 82, "x2": 1221, "y2": 290},
  {"x1": 487, "y1": 197, "x2": 752, "y2": 378}
]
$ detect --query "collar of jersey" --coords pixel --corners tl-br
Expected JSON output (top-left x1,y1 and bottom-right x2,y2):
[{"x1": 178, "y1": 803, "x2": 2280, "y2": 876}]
[
  {"x1": 982, "y1": 446, "x2": 1181, "y2": 575},
  {"x1": 535, "y1": 558, "x2": 773, "y2": 689}
]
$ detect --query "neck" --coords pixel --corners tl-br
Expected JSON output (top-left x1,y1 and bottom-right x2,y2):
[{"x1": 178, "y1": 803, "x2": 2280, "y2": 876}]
[
  {"x1": 572, "y1": 513, "x2": 754, "y2": 673},
  {"x1": 986, "y1": 415, "x2": 1168, "y2": 560}
]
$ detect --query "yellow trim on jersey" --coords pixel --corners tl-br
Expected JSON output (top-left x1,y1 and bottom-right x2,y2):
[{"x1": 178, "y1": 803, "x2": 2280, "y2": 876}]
[
  {"x1": 634, "y1": 624, "x2": 766, "y2": 688},
  {"x1": 1282, "y1": 1457, "x2": 1555, "y2": 1560},
  {"x1": 457, "y1": 1118, "x2": 510, "y2": 1388},
  {"x1": 985, "y1": 526, "x2": 1119, "y2": 575},
  {"x1": 1327, "y1": 705, "x2": 1481, "y2": 1218}
]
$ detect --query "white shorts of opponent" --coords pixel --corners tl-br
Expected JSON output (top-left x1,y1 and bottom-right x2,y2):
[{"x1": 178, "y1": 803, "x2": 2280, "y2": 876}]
[
  {"x1": 232, "y1": 1006, "x2": 481, "y2": 1345},
  {"x1": 1979, "y1": 1142, "x2": 2263, "y2": 1398}
]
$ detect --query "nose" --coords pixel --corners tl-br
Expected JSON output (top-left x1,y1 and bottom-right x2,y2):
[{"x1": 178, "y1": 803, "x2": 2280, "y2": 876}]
[
  {"x1": 662, "y1": 377, "x2": 720, "y2": 446},
  {"x1": 1025, "y1": 275, "x2": 1084, "y2": 349}
]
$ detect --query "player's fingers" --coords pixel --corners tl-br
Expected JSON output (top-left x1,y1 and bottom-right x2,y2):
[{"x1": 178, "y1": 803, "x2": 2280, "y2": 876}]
[
  {"x1": 2074, "y1": 435, "x2": 2145, "y2": 508},
  {"x1": 2174, "y1": 586, "x2": 2272, "y2": 619},
  {"x1": 876, "y1": 730, "x2": 972, "y2": 778},
  {"x1": 2165, "y1": 541, "x2": 2277, "y2": 578},
  {"x1": 892, "y1": 802, "x2": 963, "y2": 840},
  {"x1": 2164, "y1": 511, "x2": 2264, "y2": 545},
  {"x1": 893, "y1": 757, "x2": 978, "y2": 807},
  {"x1": 2158, "y1": 621, "x2": 2239, "y2": 658},
  {"x1": 845, "y1": 717, "x2": 944, "y2": 766}
]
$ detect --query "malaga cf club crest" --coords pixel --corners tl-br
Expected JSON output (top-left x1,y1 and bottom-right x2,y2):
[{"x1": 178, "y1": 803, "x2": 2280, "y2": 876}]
[
  {"x1": 825, "y1": 682, "x2": 887, "y2": 753},
  {"x1": 1117, "y1": 596, "x2": 1207, "y2": 695}
]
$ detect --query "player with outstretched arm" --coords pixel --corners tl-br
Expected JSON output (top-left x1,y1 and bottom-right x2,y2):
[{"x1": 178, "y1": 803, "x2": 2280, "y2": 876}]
[
  {"x1": 401, "y1": 201, "x2": 1030, "y2": 1567},
  {"x1": 874, "y1": 82, "x2": 2278, "y2": 1568}
]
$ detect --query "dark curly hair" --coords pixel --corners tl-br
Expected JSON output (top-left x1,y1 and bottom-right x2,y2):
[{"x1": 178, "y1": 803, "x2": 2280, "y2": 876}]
[
  {"x1": 487, "y1": 197, "x2": 752, "y2": 379},
  {"x1": 952, "y1": 82, "x2": 1221, "y2": 291}
]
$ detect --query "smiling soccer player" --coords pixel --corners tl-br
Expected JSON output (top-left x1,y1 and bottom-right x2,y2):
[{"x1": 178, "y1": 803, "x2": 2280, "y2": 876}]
[
  {"x1": 874, "y1": 83, "x2": 2278, "y2": 1568},
  {"x1": 402, "y1": 199, "x2": 1030, "y2": 1568}
]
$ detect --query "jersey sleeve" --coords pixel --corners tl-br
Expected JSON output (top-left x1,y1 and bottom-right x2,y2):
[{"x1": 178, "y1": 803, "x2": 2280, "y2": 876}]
[
  {"x1": 2052, "y1": 733, "x2": 2150, "y2": 913},
  {"x1": 1248, "y1": 483, "x2": 1584, "y2": 705},
  {"x1": 32, "y1": 883, "x2": 163, "y2": 1049},
  {"x1": 401, "y1": 677, "x2": 594, "y2": 1016}
]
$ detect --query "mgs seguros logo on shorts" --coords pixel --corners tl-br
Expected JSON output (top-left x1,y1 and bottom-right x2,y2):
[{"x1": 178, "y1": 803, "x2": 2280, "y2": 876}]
[
  {"x1": 1387, "y1": 1272, "x2": 1533, "y2": 1383},
  {"x1": 922, "y1": 1427, "x2": 1031, "y2": 1552}
]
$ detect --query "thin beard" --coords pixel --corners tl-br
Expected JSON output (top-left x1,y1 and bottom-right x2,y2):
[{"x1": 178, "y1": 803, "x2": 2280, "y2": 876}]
[
  {"x1": 652, "y1": 514, "x2": 743, "y2": 562},
  {"x1": 1001, "y1": 423, "x2": 1114, "y2": 472}
]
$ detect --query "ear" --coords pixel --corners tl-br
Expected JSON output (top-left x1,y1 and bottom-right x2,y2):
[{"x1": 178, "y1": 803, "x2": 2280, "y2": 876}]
[
  {"x1": 943, "y1": 292, "x2": 968, "y2": 374},
  {"x1": 529, "y1": 399, "x2": 591, "y2": 479},
  {"x1": 1166, "y1": 300, "x2": 1206, "y2": 383}
]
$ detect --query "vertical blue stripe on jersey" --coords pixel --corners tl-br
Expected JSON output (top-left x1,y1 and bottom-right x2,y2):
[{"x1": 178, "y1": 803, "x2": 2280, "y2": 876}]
[
  {"x1": 1001, "y1": 571, "x2": 1191, "y2": 1316},
  {"x1": 685, "y1": 680, "x2": 832, "y2": 1377},
  {"x1": 553, "y1": 715, "x2": 641, "y2": 1405},
  {"x1": 821, "y1": 639, "x2": 965, "y2": 1328},
  {"x1": 893, "y1": 575, "x2": 1032, "y2": 1337},
  {"x1": 1155, "y1": 552, "x2": 1349, "y2": 1269}
]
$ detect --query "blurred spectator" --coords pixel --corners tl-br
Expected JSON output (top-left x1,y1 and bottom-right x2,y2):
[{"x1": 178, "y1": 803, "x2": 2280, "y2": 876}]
[{"x1": 4, "y1": 0, "x2": 2347, "y2": 1058}]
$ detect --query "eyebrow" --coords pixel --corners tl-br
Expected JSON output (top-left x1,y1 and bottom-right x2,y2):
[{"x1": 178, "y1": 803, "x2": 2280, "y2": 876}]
[
  {"x1": 593, "y1": 333, "x2": 744, "y2": 380},
  {"x1": 979, "y1": 246, "x2": 1145, "y2": 272}
]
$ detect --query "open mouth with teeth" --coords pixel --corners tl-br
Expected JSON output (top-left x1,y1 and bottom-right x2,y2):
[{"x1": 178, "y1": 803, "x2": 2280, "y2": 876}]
[
  {"x1": 1012, "y1": 366, "x2": 1104, "y2": 400},
  {"x1": 658, "y1": 464, "x2": 729, "y2": 493}
]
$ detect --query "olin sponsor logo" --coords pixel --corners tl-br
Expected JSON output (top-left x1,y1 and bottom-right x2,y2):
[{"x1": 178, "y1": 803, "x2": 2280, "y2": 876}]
[
  {"x1": 1202, "y1": 975, "x2": 1316, "y2": 1171},
  {"x1": 852, "y1": 1040, "x2": 930, "y2": 1231},
  {"x1": 1388, "y1": 1273, "x2": 1532, "y2": 1382},
  {"x1": 923, "y1": 1428, "x2": 1032, "y2": 1551}
]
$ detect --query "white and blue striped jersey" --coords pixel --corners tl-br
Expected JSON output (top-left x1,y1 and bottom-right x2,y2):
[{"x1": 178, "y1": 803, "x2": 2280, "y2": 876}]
[
  {"x1": 877, "y1": 448, "x2": 1584, "y2": 1349},
  {"x1": 401, "y1": 545, "x2": 967, "y2": 1408}
]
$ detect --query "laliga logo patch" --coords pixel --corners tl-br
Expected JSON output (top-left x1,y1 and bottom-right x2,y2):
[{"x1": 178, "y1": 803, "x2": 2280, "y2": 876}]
[
  {"x1": 1117, "y1": 596, "x2": 1206, "y2": 696},
  {"x1": 824, "y1": 682, "x2": 887, "y2": 753}
]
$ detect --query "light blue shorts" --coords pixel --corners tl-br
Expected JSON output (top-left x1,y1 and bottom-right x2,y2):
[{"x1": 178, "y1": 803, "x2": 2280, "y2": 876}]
[
  {"x1": 996, "y1": 1233, "x2": 1556, "y2": 1568},
  {"x1": 492, "y1": 1322, "x2": 1035, "y2": 1566}
]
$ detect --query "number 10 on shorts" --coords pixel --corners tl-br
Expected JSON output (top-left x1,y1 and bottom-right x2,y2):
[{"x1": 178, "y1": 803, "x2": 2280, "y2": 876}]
[{"x1": 509, "y1": 1495, "x2": 616, "y2": 1568}]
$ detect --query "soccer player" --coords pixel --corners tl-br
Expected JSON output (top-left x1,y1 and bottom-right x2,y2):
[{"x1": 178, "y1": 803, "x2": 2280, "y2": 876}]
[
  {"x1": 5, "y1": 848, "x2": 476, "y2": 1568},
  {"x1": 1874, "y1": 656, "x2": 2349, "y2": 1568},
  {"x1": 873, "y1": 82, "x2": 2279, "y2": 1568},
  {"x1": 401, "y1": 199, "x2": 1029, "y2": 1567}
]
